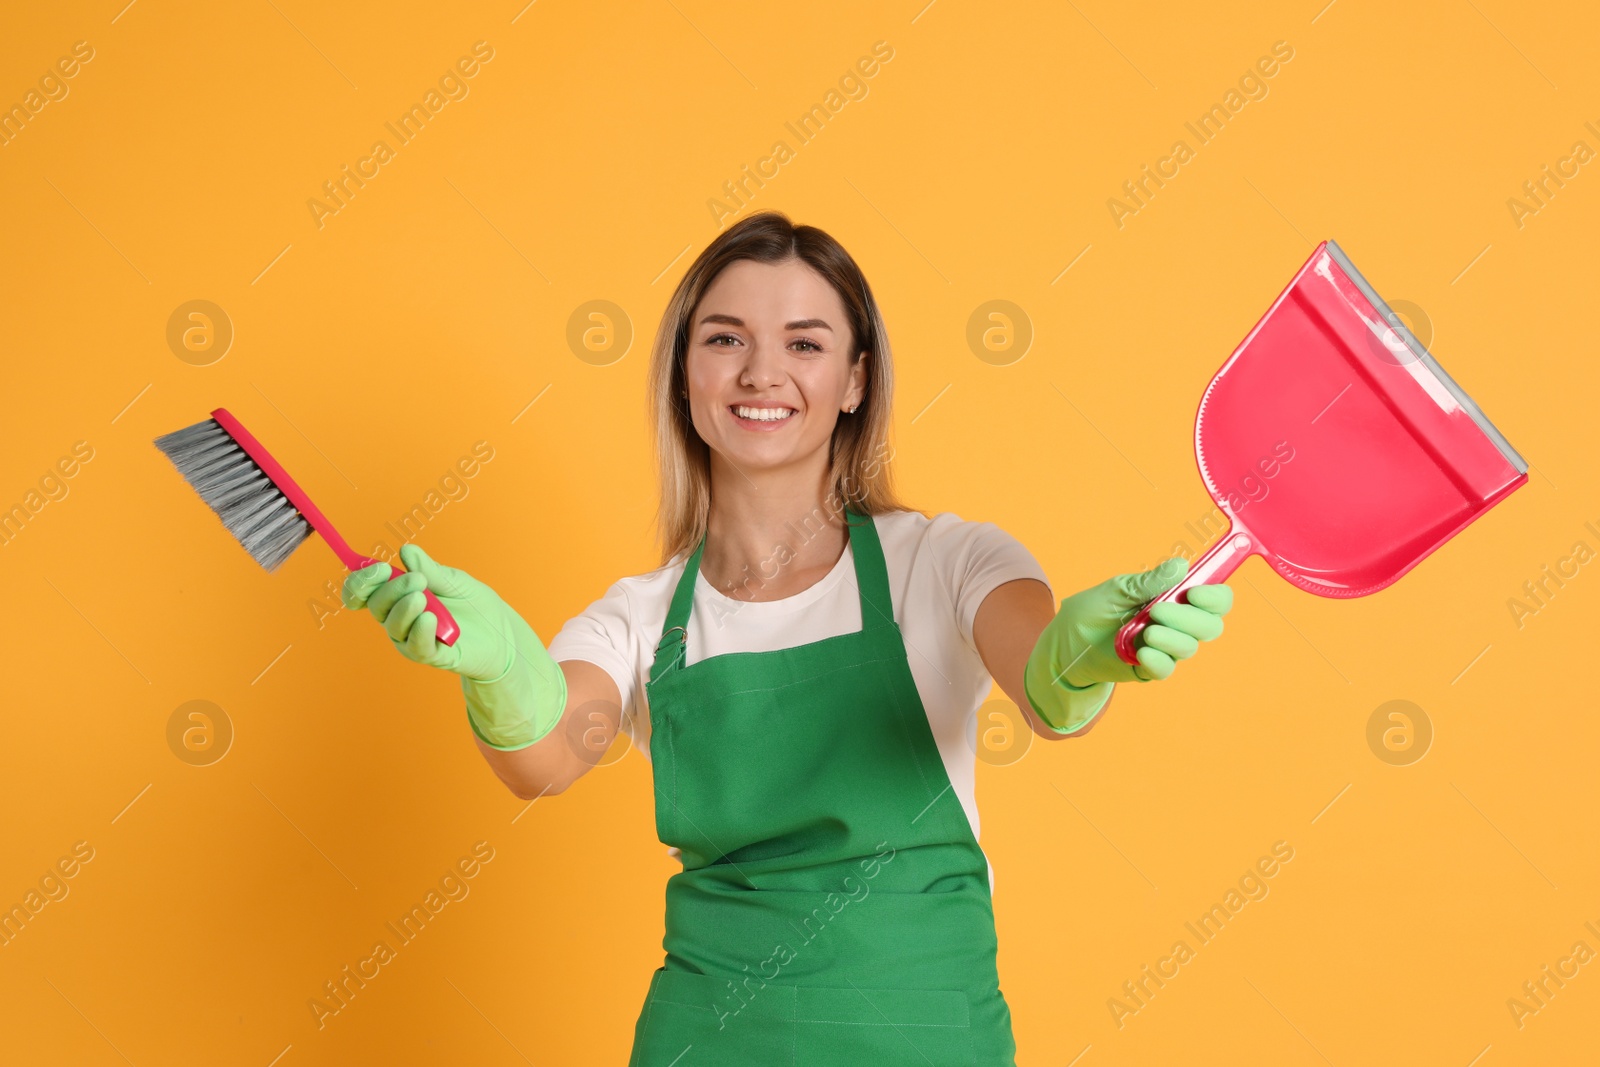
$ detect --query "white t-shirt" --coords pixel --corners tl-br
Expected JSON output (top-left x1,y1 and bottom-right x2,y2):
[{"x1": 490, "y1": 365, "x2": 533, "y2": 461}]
[{"x1": 546, "y1": 508, "x2": 1053, "y2": 879}]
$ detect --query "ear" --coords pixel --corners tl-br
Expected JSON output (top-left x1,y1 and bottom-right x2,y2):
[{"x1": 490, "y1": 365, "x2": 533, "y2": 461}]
[{"x1": 845, "y1": 351, "x2": 869, "y2": 410}]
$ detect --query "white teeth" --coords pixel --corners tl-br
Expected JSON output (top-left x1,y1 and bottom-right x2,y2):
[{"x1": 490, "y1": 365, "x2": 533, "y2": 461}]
[{"x1": 733, "y1": 405, "x2": 795, "y2": 422}]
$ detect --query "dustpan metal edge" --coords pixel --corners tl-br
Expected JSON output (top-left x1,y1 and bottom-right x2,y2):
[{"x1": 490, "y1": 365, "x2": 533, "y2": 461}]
[{"x1": 1322, "y1": 240, "x2": 1528, "y2": 476}]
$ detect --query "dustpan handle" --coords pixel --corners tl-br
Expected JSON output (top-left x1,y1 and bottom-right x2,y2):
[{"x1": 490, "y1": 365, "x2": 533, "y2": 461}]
[{"x1": 1114, "y1": 527, "x2": 1256, "y2": 665}]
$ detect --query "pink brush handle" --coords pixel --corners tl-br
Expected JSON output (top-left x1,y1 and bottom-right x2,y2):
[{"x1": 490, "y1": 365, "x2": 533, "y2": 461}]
[
  {"x1": 210, "y1": 407, "x2": 461, "y2": 646},
  {"x1": 1114, "y1": 525, "x2": 1256, "y2": 665},
  {"x1": 358, "y1": 558, "x2": 461, "y2": 647}
]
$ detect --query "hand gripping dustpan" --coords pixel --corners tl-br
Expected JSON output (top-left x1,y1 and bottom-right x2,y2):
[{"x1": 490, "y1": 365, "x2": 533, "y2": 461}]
[{"x1": 1115, "y1": 240, "x2": 1528, "y2": 664}]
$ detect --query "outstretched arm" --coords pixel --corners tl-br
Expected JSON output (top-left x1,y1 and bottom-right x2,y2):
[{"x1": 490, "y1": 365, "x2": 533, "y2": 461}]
[
  {"x1": 342, "y1": 543, "x2": 620, "y2": 798},
  {"x1": 471, "y1": 659, "x2": 623, "y2": 799},
  {"x1": 973, "y1": 578, "x2": 1111, "y2": 740},
  {"x1": 973, "y1": 560, "x2": 1235, "y2": 740}
]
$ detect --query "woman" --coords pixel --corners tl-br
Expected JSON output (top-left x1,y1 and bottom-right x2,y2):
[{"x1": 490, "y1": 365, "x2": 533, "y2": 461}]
[{"x1": 342, "y1": 211, "x2": 1232, "y2": 1064}]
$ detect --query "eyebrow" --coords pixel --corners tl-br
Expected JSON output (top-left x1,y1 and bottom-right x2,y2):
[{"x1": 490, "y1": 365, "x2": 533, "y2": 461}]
[{"x1": 698, "y1": 313, "x2": 833, "y2": 332}]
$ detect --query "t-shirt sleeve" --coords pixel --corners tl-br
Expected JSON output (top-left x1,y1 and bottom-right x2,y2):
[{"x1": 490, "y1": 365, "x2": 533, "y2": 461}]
[
  {"x1": 544, "y1": 578, "x2": 639, "y2": 727},
  {"x1": 925, "y1": 512, "x2": 1053, "y2": 652}
]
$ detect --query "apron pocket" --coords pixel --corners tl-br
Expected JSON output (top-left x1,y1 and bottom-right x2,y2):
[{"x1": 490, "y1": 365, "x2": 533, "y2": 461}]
[
  {"x1": 631, "y1": 968, "x2": 796, "y2": 1066},
  {"x1": 794, "y1": 984, "x2": 974, "y2": 1065}
]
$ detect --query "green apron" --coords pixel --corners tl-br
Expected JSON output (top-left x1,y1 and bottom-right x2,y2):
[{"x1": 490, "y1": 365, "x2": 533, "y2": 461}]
[{"x1": 627, "y1": 508, "x2": 1018, "y2": 1066}]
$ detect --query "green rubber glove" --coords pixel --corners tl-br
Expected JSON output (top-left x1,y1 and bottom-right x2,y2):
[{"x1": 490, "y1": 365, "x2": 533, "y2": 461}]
[
  {"x1": 340, "y1": 543, "x2": 568, "y2": 751},
  {"x1": 1023, "y1": 556, "x2": 1233, "y2": 733}
]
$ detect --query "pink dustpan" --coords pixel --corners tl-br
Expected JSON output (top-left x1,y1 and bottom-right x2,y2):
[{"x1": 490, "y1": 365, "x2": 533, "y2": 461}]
[{"x1": 1115, "y1": 240, "x2": 1528, "y2": 663}]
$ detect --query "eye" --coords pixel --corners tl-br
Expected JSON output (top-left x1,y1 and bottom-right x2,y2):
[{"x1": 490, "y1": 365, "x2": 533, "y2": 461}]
[
  {"x1": 792, "y1": 338, "x2": 824, "y2": 353},
  {"x1": 704, "y1": 333, "x2": 741, "y2": 348}
]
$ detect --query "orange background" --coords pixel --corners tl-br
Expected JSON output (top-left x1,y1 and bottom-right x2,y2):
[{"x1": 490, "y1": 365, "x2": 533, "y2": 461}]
[{"x1": 2, "y1": 1, "x2": 1595, "y2": 1063}]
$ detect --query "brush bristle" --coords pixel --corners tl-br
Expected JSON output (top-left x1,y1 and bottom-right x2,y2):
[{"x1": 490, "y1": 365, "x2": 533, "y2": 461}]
[{"x1": 153, "y1": 418, "x2": 313, "y2": 573}]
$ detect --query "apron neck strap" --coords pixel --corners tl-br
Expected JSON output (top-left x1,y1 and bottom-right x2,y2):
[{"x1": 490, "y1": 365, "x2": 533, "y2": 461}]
[{"x1": 648, "y1": 506, "x2": 894, "y2": 682}]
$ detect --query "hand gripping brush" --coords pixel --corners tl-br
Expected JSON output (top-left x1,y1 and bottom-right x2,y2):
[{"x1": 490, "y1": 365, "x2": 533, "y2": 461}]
[
  {"x1": 153, "y1": 407, "x2": 461, "y2": 645},
  {"x1": 1114, "y1": 240, "x2": 1527, "y2": 663}
]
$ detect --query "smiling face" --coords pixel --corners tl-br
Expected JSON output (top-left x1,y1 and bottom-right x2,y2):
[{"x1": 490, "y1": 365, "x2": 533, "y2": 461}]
[{"x1": 684, "y1": 257, "x2": 867, "y2": 478}]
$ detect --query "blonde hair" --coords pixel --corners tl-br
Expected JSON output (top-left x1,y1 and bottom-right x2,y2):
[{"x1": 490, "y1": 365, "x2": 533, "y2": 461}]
[{"x1": 647, "y1": 210, "x2": 914, "y2": 565}]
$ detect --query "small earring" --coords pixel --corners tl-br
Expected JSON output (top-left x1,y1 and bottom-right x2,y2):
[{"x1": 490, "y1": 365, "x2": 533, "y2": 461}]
[{"x1": 848, "y1": 404, "x2": 858, "y2": 414}]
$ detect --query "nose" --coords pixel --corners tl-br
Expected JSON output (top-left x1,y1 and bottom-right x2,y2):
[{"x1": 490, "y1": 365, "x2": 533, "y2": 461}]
[{"x1": 738, "y1": 336, "x2": 786, "y2": 390}]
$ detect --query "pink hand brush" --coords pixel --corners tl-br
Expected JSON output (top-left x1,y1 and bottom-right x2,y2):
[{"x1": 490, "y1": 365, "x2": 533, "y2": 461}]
[{"x1": 153, "y1": 407, "x2": 461, "y2": 645}]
